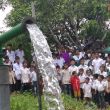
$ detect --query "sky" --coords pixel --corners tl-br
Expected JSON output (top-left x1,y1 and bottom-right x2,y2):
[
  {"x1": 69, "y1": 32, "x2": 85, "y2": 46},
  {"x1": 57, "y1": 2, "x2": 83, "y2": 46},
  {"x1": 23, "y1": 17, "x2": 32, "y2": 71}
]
[{"x1": 0, "y1": 5, "x2": 12, "y2": 32}]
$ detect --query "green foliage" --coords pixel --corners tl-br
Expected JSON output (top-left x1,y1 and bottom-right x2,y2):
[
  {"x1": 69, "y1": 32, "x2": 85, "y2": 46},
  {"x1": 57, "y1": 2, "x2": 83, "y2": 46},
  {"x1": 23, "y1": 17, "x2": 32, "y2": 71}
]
[{"x1": 5, "y1": 0, "x2": 110, "y2": 52}]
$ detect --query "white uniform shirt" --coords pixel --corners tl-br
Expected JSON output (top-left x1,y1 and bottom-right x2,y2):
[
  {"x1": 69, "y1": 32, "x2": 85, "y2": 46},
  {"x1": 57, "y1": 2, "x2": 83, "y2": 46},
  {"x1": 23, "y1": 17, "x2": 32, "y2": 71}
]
[
  {"x1": 96, "y1": 80, "x2": 107, "y2": 92},
  {"x1": 30, "y1": 71, "x2": 37, "y2": 82},
  {"x1": 92, "y1": 58, "x2": 105, "y2": 74},
  {"x1": 79, "y1": 74, "x2": 85, "y2": 88},
  {"x1": 54, "y1": 57, "x2": 65, "y2": 68},
  {"x1": 98, "y1": 71, "x2": 108, "y2": 78},
  {"x1": 83, "y1": 83, "x2": 92, "y2": 98},
  {"x1": 6, "y1": 50, "x2": 15, "y2": 63},
  {"x1": 13, "y1": 63, "x2": 22, "y2": 80},
  {"x1": 68, "y1": 65, "x2": 78, "y2": 75},
  {"x1": 15, "y1": 49, "x2": 24, "y2": 63},
  {"x1": 21, "y1": 67, "x2": 30, "y2": 83},
  {"x1": 78, "y1": 64, "x2": 89, "y2": 74},
  {"x1": 61, "y1": 69, "x2": 71, "y2": 84}
]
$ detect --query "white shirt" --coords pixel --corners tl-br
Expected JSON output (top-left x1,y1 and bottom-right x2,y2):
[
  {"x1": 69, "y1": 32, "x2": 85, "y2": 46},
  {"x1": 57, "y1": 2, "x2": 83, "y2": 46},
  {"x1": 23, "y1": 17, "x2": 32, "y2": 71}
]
[
  {"x1": 13, "y1": 63, "x2": 22, "y2": 80},
  {"x1": 15, "y1": 49, "x2": 24, "y2": 63},
  {"x1": 92, "y1": 79, "x2": 99, "y2": 90},
  {"x1": 98, "y1": 71, "x2": 108, "y2": 78},
  {"x1": 54, "y1": 57, "x2": 65, "y2": 68},
  {"x1": 79, "y1": 74, "x2": 85, "y2": 88},
  {"x1": 6, "y1": 50, "x2": 15, "y2": 63},
  {"x1": 96, "y1": 80, "x2": 107, "y2": 92},
  {"x1": 68, "y1": 65, "x2": 78, "y2": 75},
  {"x1": 30, "y1": 71, "x2": 37, "y2": 82},
  {"x1": 61, "y1": 69, "x2": 71, "y2": 84},
  {"x1": 92, "y1": 58, "x2": 105, "y2": 74},
  {"x1": 83, "y1": 83, "x2": 92, "y2": 98},
  {"x1": 21, "y1": 67, "x2": 30, "y2": 83},
  {"x1": 78, "y1": 64, "x2": 89, "y2": 74}
]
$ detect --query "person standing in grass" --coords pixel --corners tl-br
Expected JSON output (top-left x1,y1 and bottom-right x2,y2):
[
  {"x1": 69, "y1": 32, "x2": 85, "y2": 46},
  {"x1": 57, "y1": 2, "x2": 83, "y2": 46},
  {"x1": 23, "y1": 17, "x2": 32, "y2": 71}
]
[
  {"x1": 96, "y1": 75, "x2": 106, "y2": 109},
  {"x1": 21, "y1": 61, "x2": 30, "y2": 92},
  {"x1": 61, "y1": 63, "x2": 71, "y2": 95},
  {"x1": 70, "y1": 71, "x2": 80, "y2": 100},
  {"x1": 83, "y1": 77, "x2": 92, "y2": 106},
  {"x1": 9, "y1": 65, "x2": 16, "y2": 93},
  {"x1": 30, "y1": 63, "x2": 37, "y2": 96}
]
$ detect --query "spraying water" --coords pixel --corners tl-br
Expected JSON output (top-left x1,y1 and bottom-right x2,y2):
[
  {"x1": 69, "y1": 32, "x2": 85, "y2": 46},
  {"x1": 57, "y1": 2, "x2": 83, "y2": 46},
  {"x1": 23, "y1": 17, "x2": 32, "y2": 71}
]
[{"x1": 27, "y1": 24, "x2": 65, "y2": 110}]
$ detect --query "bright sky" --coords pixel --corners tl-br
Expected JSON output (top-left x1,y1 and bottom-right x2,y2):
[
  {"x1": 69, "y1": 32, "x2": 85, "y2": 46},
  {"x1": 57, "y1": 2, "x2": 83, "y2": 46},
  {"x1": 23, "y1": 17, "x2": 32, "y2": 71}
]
[{"x1": 0, "y1": 5, "x2": 12, "y2": 32}]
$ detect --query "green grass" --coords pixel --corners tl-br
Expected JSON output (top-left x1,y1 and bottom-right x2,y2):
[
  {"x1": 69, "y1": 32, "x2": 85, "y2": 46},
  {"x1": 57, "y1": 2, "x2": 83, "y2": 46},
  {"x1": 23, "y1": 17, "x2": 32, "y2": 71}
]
[{"x1": 10, "y1": 93, "x2": 98, "y2": 110}]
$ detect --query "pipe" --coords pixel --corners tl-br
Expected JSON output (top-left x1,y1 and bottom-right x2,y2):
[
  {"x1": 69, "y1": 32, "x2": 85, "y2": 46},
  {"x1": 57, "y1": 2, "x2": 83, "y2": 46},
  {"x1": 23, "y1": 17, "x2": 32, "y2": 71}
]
[{"x1": 0, "y1": 16, "x2": 35, "y2": 44}]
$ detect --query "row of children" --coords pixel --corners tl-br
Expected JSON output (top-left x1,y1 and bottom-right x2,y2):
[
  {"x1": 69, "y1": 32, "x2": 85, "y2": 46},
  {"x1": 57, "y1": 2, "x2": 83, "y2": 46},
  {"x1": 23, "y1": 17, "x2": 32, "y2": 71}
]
[
  {"x1": 56, "y1": 62, "x2": 110, "y2": 109},
  {"x1": 8, "y1": 56, "x2": 38, "y2": 96}
]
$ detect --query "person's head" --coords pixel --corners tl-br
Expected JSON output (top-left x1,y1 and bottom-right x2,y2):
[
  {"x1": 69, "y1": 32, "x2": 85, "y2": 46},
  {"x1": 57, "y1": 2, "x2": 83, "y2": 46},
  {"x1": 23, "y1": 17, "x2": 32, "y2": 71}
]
[
  {"x1": 7, "y1": 44, "x2": 12, "y2": 51},
  {"x1": 63, "y1": 63, "x2": 68, "y2": 69},
  {"x1": 56, "y1": 53, "x2": 60, "y2": 59},
  {"x1": 23, "y1": 60, "x2": 28, "y2": 68},
  {"x1": 98, "y1": 75, "x2": 104, "y2": 82},
  {"x1": 18, "y1": 44, "x2": 23, "y2": 50},
  {"x1": 100, "y1": 65, "x2": 105, "y2": 72},
  {"x1": 4, "y1": 56, "x2": 9, "y2": 62},
  {"x1": 86, "y1": 69, "x2": 92, "y2": 76},
  {"x1": 85, "y1": 77, "x2": 90, "y2": 84},
  {"x1": 15, "y1": 56, "x2": 20, "y2": 63},
  {"x1": 56, "y1": 65, "x2": 60, "y2": 71},
  {"x1": 76, "y1": 50, "x2": 80, "y2": 55},
  {"x1": 107, "y1": 75, "x2": 110, "y2": 82},
  {"x1": 93, "y1": 74, "x2": 99, "y2": 80},
  {"x1": 80, "y1": 58, "x2": 85, "y2": 65},
  {"x1": 79, "y1": 68, "x2": 84, "y2": 75},
  {"x1": 95, "y1": 52, "x2": 99, "y2": 59},
  {"x1": 70, "y1": 59, "x2": 76, "y2": 66},
  {"x1": 72, "y1": 71, "x2": 77, "y2": 76}
]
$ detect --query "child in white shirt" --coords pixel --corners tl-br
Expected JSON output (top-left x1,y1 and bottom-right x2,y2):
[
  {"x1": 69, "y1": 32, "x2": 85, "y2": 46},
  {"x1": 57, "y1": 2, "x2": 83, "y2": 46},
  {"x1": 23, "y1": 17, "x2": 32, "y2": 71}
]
[
  {"x1": 21, "y1": 61, "x2": 30, "y2": 92},
  {"x1": 30, "y1": 64, "x2": 37, "y2": 96},
  {"x1": 83, "y1": 77, "x2": 92, "y2": 105}
]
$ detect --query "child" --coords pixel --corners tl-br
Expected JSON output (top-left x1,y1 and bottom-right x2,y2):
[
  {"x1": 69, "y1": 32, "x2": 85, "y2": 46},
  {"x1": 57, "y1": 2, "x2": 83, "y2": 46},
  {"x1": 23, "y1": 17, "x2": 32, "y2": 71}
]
[
  {"x1": 30, "y1": 63, "x2": 37, "y2": 96},
  {"x1": 56, "y1": 65, "x2": 62, "y2": 90},
  {"x1": 96, "y1": 75, "x2": 106, "y2": 109},
  {"x1": 83, "y1": 77, "x2": 92, "y2": 106},
  {"x1": 9, "y1": 65, "x2": 16, "y2": 93},
  {"x1": 105, "y1": 75, "x2": 110, "y2": 105},
  {"x1": 70, "y1": 71, "x2": 80, "y2": 100},
  {"x1": 4, "y1": 56, "x2": 12, "y2": 66},
  {"x1": 21, "y1": 61, "x2": 30, "y2": 92},
  {"x1": 78, "y1": 68, "x2": 85, "y2": 100}
]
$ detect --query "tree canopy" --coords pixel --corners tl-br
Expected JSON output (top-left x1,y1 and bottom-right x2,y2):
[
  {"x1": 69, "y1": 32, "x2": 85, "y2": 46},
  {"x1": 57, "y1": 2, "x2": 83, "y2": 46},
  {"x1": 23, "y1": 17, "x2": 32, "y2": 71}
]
[{"x1": 5, "y1": 0, "x2": 110, "y2": 52}]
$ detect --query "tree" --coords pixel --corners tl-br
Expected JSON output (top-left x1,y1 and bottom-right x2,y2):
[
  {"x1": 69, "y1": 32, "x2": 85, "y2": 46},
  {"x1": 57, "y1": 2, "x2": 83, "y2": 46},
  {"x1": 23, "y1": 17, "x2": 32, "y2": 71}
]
[{"x1": 5, "y1": 0, "x2": 110, "y2": 52}]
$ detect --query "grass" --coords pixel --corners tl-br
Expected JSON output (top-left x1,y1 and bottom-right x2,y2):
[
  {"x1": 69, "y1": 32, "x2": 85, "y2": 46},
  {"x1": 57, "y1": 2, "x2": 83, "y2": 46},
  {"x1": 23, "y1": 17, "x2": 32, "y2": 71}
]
[{"x1": 10, "y1": 93, "x2": 98, "y2": 110}]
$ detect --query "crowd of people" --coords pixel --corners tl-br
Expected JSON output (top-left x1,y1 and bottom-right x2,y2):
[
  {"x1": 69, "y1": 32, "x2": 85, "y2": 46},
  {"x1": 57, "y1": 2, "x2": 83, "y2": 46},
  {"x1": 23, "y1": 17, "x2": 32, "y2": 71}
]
[
  {"x1": 53, "y1": 46, "x2": 110, "y2": 109},
  {"x1": 3, "y1": 43, "x2": 110, "y2": 109}
]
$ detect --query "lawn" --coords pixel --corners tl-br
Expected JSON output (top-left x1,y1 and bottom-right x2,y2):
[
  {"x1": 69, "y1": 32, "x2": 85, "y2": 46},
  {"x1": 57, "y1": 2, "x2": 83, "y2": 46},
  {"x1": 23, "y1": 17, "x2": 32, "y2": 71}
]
[{"x1": 11, "y1": 93, "x2": 97, "y2": 110}]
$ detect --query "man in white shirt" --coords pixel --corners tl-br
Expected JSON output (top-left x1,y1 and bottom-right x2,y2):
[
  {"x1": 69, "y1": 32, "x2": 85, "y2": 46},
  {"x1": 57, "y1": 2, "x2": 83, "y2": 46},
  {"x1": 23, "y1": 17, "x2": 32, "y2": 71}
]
[
  {"x1": 13, "y1": 56, "x2": 22, "y2": 91},
  {"x1": 54, "y1": 54, "x2": 65, "y2": 68},
  {"x1": 68, "y1": 59, "x2": 78, "y2": 75},
  {"x1": 15, "y1": 44, "x2": 25, "y2": 63},
  {"x1": 6, "y1": 44, "x2": 15, "y2": 63},
  {"x1": 92, "y1": 52, "x2": 105, "y2": 74}
]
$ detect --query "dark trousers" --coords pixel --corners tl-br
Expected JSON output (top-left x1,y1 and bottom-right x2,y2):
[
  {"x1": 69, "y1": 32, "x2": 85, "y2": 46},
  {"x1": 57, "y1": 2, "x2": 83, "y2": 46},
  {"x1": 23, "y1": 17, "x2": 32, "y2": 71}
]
[
  {"x1": 21, "y1": 83, "x2": 30, "y2": 92},
  {"x1": 97, "y1": 91, "x2": 106, "y2": 109},
  {"x1": 9, "y1": 84, "x2": 15, "y2": 93},
  {"x1": 15, "y1": 80, "x2": 21, "y2": 91},
  {"x1": 32, "y1": 81, "x2": 38, "y2": 95},
  {"x1": 63, "y1": 84, "x2": 72, "y2": 96},
  {"x1": 80, "y1": 88, "x2": 84, "y2": 100},
  {"x1": 105, "y1": 92, "x2": 110, "y2": 105}
]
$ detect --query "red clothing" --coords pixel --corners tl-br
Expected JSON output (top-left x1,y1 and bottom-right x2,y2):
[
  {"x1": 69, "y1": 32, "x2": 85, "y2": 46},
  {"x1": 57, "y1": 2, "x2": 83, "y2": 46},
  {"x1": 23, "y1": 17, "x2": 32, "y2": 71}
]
[{"x1": 70, "y1": 76, "x2": 80, "y2": 91}]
